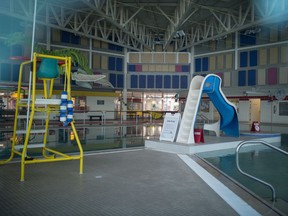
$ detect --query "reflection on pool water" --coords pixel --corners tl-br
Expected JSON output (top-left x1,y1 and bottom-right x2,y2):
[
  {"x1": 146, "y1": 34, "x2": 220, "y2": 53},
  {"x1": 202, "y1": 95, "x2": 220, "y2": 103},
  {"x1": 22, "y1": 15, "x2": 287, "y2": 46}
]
[
  {"x1": 0, "y1": 124, "x2": 163, "y2": 159},
  {"x1": 197, "y1": 142, "x2": 288, "y2": 214}
]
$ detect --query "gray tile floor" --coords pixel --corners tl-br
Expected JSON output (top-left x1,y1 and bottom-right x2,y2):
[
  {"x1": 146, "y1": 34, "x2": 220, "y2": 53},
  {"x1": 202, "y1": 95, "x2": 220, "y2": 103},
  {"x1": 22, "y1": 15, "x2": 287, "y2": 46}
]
[{"x1": 0, "y1": 148, "x2": 282, "y2": 216}]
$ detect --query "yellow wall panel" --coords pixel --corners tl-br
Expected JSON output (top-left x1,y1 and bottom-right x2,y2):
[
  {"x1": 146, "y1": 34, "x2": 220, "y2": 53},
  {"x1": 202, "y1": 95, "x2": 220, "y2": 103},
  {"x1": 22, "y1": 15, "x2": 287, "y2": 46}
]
[
  {"x1": 52, "y1": 29, "x2": 60, "y2": 42},
  {"x1": 269, "y1": 25, "x2": 278, "y2": 42},
  {"x1": 269, "y1": 47, "x2": 278, "y2": 64},
  {"x1": 101, "y1": 56, "x2": 108, "y2": 70},
  {"x1": 209, "y1": 56, "x2": 216, "y2": 70},
  {"x1": 149, "y1": 64, "x2": 156, "y2": 72},
  {"x1": 154, "y1": 53, "x2": 164, "y2": 63},
  {"x1": 101, "y1": 41, "x2": 108, "y2": 49},
  {"x1": 129, "y1": 53, "x2": 139, "y2": 63},
  {"x1": 259, "y1": 48, "x2": 267, "y2": 65},
  {"x1": 165, "y1": 53, "x2": 176, "y2": 63},
  {"x1": 225, "y1": 53, "x2": 232, "y2": 69},
  {"x1": 142, "y1": 64, "x2": 149, "y2": 72},
  {"x1": 281, "y1": 45, "x2": 288, "y2": 63},
  {"x1": 178, "y1": 53, "x2": 189, "y2": 63},
  {"x1": 225, "y1": 35, "x2": 233, "y2": 48},
  {"x1": 217, "y1": 55, "x2": 224, "y2": 69},
  {"x1": 279, "y1": 67, "x2": 288, "y2": 84},
  {"x1": 155, "y1": 65, "x2": 162, "y2": 72},
  {"x1": 141, "y1": 53, "x2": 152, "y2": 63},
  {"x1": 209, "y1": 41, "x2": 216, "y2": 51},
  {"x1": 169, "y1": 65, "x2": 175, "y2": 72},
  {"x1": 223, "y1": 72, "x2": 230, "y2": 87},
  {"x1": 81, "y1": 37, "x2": 88, "y2": 46},
  {"x1": 162, "y1": 64, "x2": 169, "y2": 72},
  {"x1": 93, "y1": 40, "x2": 101, "y2": 48},
  {"x1": 93, "y1": 54, "x2": 101, "y2": 68},
  {"x1": 257, "y1": 69, "x2": 266, "y2": 85}
]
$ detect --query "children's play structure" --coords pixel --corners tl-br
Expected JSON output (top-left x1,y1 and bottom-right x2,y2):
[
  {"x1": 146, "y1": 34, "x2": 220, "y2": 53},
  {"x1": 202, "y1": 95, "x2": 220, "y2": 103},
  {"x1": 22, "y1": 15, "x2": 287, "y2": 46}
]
[
  {"x1": 176, "y1": 74, "x2": 239, "y2": 144},
  {"x1": 0, "y1": 53, "x2": 84, "y2": 181}
]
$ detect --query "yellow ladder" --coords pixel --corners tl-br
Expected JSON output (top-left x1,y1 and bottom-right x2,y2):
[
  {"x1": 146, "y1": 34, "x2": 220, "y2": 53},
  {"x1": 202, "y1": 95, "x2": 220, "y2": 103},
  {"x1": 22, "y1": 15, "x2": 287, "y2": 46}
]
[{"x1": 0, "y1": 53, "x2": 83, "y2": 181}]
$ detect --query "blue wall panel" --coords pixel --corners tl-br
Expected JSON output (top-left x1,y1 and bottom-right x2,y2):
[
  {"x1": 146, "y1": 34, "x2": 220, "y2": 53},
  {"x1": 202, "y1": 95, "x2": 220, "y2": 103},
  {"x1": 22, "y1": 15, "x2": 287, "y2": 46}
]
[
  {"x1": 238, "y1": 70, "x2": 246, "y2": 86},
  {"x1": 182, "y1": 65, "x2": 190, "y2": 72},
  {"x1": 240, "y1": 52, "x2": 248, "y2": 67},
  {"x1": 128, "y1": 64, "x2": 135, "y2": 72},
  {"x1": 195, "y1": 58, "x2": 201, "y2": 72},
  {"x1": 240, "y1": 33, "x2": 256, "y2": 47},
  {"x1": 131, "y1": 75, "x2": 138, "y2": 88},
  {"x1": 164, "y1": 75, "x2": 171, "y2": 88},
  {"x1": 172, "y1": 75, "x2": 179, "y2": 88},
  {"x1": 139, "y1": 75, "x2": 146, "y2": 88},
  {"x1": 248, "y1": 69, "x2": 256, "y2": 86},
  {"x1": 116, "y1": 58, "x2": 123, "y2": 71},
  {"x1": 117, "y1": 74, "x2": 123, "y2": 88},
  {"x1": 202, "y1": 57, "x2": 209, "y2": 71},
  {"x1": 180, "y1": 76, "x2": 188, "y2": 89},
  {"x1": 156, "y1": 75, "x2": 163, "y2": 88},
  {"x1": 147, "y1": 75, "x2": 155, "y2": 88},
  {"x1": 108, "y1": 57, "x2": 115, "y2": 70},
  {"x1": 249, "y1": 50, "x2": 258, "y2": 67},
  {"x1": 109, "y1": 73, "x2": 116, "y2": 87}
]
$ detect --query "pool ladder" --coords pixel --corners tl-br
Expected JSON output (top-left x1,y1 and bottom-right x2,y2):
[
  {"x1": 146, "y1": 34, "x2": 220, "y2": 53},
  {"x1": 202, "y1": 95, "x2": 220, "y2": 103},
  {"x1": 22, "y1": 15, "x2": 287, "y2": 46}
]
[{"x1": 236, "y1": 140, "x2": 288, "y2": 201}]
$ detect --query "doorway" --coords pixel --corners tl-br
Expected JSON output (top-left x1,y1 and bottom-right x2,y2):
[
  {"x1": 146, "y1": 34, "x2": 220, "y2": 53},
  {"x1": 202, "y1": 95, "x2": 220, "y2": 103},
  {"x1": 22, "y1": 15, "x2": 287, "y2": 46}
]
[{"x1": 249, "y1": 98, "x2": 261, "y2": 123}]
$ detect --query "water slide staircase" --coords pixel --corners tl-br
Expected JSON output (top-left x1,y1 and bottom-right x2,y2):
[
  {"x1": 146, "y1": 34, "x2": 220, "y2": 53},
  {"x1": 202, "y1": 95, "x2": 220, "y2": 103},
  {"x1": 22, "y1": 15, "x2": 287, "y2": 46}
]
[{"x1": 176, "y1": 74, "x2": 239, "y2": 144}]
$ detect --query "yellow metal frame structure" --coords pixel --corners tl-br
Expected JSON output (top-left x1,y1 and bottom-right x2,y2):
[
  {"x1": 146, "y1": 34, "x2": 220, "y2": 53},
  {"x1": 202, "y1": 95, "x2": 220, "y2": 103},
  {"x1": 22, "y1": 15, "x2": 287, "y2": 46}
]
[{"x1": 0, "y1": 53, "x2": 83, "y2": 181}]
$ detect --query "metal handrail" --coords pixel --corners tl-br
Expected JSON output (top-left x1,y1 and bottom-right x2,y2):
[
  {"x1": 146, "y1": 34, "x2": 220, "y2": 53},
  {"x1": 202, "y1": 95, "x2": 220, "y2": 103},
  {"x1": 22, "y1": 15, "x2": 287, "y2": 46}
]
[{"x1": 236, "y1": 140, "x2": 288, "y2": 201}]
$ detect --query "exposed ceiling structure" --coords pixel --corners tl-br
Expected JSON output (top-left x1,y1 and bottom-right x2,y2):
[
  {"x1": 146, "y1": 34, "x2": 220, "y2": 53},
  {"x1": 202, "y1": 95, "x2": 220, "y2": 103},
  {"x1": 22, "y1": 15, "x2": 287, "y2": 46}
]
[{"x1": 0, "y1": 0, "x2": 288, "y2": 51}]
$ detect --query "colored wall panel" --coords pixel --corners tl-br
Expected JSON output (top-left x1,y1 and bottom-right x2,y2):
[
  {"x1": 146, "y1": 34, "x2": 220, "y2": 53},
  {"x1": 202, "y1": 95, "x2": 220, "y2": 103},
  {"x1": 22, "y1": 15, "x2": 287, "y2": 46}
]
[
  {"x1": 141, "y1": 53, "x2": 152, "y2": 63},
  {"x1": 142, "y1": 64, "x2": 149, "y2": 72},
  {"x1": 195, "y1": 58, "x2": 201, "y2": 72},
  {"x1": 172, "y1": 75, "x2": 179, "y2": 88},
  {"x1": 240, "y1": 52, "x2": 248, "y2": 67},
  {"x1": 202, "y1": 57, "x2": 208, "y2": 71},
  {"x1": 238, "y1": 70, "x2": 246, "y2": 86},
  {"x1": 175, "y1": 64, "x2": 182, "y2": 72},
  {"x1": 279, "y1": 67, "x2": 288, "y2": 84},
  {"x1": 249, "y1": 50, "x2": 258, "y2": 67},
  {"x1": 139, "y1": 75, "x2": 146, "y2": 88},
  {"x1": 149, "y1": 64, "x2": 155, "y2": 72},
  {"x1": 217, "y1": 55, "x2": 224, "y2": 69},
  {"x1": 178, "y1": 53, "x2": 189, "y2": 63},
  {"x1": 268, "y1": 67, "x2": 278, "y2": 85},
  {"x1": 108, "y1": 57, "x2": 115, "y2": 70},
  {"x1": 117, "y1": 74, "x2": 124, "y2": 88},
  {"x1": 269, "y1": 47, "x2": 278, "y2": 64},
  {"x1": 101, "y1": 56, "x2": 108, "y2": 70},
  {"x1": 154, "y1": 53, "x2": 164, "y2": 63},
  {"x1": 128, "y1": 64, "x2": 136, "y2": 72},
  {"x1": 257, "y1": 69, "x2": 266, "y2": 85},
  {"x1": 225, "y1": 53, "x2": 232, "y2": 69},
  {"x1": 93, "y1": 54, "x2": 101, "y2": 68},
  {"x1": 164, "y1": 75, "x2": 171, "y2": 88},
  {"x1": 109, "y1": 73, "x2": 116, "y2": 87},
  {"x1": 168, "y1": 65, "x2": 175, "y2": 72},
  {"x1": 248, "y1": 69, "x2": 256, "y2": 86},
  {"x1": 131, "y1": 75, "x2": 138, "y2": 88},
  {"x1": 240, "y1": 33, "x2": 256, "y2": 46},
  {"x1": 281, "y1": 46, "x2": 288, "y2": 63},
  {"x1": 259, "y1": 48, "x2": 267, "y2": 65},
  {"x1": 223, "y1": 72, "x2": 231, "y2": 87},
  {"x1": 165, "y1": 53, "x2": 176, "y2": 63},
  {"x1": 156, "y1": 75, "x2": 163, "y2": 88},
  {"x1": 180, "y1": 76, "x2": 188, "y2": 89},
  {"x1": 209, "y1": 56, "x2": 216, "y2": 70},
  {"x1": 129, "y1": 53, "x2": 139, "y2": 63},
  {"x1": 147, "y1": 75, "x2": 155, "y2": 88},
  {"x1": 135, "y1": 64, "x2": 142, "y2": 72},
  {"x1": 116, "y1": 58, "x2": 123, "y2": 71},
  {"x1": 182, "y1": 65, "x2": 190, "y2": 72}
]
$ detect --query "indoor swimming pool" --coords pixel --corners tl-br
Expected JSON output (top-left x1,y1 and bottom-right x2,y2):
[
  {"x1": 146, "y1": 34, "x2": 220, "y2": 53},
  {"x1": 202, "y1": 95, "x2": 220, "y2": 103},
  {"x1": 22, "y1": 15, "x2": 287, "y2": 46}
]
[
  {"x1": 0, "y1": 124, "x2": 162, "y2": 159},
  {"x1": 197, "y1": 140, "x2": 288, "y2": 214}
]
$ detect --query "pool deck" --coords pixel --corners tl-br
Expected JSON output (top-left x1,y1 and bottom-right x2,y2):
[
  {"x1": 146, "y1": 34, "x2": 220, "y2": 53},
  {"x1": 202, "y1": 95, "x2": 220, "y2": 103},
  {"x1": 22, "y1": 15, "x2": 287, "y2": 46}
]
[
  {"x1": 145, "y1": 132, "x2": 281, "y2": 155},
  {"x1": 0, "y1": 133, "x2": 284, "y2": 216}
]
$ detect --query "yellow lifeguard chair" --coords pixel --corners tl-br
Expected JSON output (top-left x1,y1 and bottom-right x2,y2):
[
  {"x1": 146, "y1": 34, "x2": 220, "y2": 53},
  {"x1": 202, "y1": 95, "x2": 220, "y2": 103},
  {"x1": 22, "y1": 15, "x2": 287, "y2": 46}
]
[{"x1": 0, "y1": 52, "x2": 83, "y2": 181}]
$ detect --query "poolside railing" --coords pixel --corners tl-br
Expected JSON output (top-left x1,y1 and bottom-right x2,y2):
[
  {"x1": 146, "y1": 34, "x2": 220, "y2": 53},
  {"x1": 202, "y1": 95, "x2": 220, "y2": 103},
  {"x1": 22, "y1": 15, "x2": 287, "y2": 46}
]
[{"x1": 236, "y1": 140, "x2": 288, "y2": 201}]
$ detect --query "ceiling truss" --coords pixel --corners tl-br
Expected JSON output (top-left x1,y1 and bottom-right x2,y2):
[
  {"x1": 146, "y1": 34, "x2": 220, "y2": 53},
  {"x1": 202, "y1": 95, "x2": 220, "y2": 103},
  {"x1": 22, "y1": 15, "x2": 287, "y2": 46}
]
[{"x1": 0, "y1": 0, "x2": 287, "y2": 51}]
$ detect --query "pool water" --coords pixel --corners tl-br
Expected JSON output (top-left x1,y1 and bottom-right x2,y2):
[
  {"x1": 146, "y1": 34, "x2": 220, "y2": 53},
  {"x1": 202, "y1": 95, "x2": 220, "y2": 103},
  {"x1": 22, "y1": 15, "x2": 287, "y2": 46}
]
[{"x1": 197, "y1": 143, "x2": 288, "y2": 214}]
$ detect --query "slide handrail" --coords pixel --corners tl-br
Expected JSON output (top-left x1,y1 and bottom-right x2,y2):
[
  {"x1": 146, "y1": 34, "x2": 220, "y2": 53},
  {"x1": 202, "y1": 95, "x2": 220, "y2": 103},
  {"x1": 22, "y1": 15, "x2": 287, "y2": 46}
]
[{"x1": 236, "y1": 140, "x2": 288, "y2": 201}]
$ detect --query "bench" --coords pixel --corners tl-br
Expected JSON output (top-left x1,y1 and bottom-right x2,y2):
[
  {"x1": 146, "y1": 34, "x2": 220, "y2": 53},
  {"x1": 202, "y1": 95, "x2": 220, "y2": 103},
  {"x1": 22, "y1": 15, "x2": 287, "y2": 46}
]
[{"x1": 88, "y1": 115, "x2": 102, "y2": 121}]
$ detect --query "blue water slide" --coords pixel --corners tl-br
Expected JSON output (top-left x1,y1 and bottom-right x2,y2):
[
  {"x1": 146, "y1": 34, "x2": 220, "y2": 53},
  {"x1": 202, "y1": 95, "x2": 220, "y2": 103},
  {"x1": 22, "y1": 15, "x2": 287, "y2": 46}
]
[{"x1": 202, "y1": 75, "x2": 239, "y2": 137}]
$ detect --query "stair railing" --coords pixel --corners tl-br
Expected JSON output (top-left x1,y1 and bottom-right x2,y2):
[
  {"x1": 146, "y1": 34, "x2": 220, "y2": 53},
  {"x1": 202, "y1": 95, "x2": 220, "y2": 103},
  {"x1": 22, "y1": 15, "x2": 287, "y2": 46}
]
[{"x1": 236, "y1": 140, "x2": 288, "y2": 201}]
